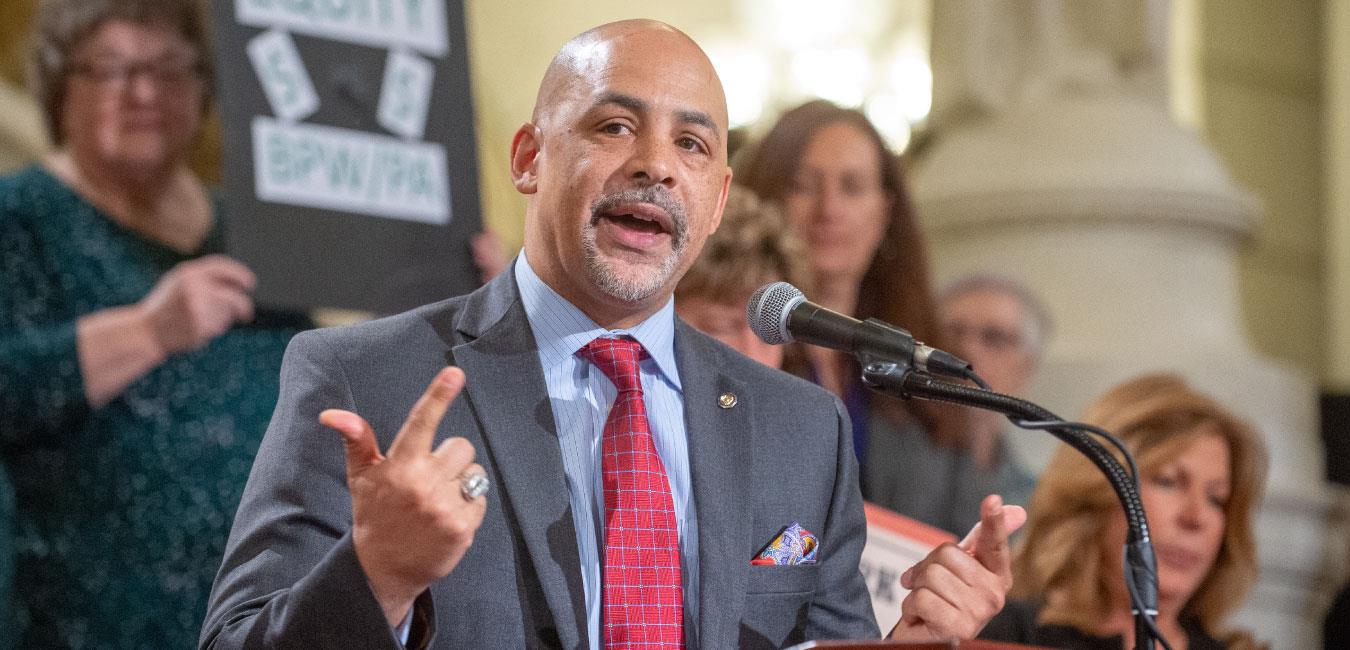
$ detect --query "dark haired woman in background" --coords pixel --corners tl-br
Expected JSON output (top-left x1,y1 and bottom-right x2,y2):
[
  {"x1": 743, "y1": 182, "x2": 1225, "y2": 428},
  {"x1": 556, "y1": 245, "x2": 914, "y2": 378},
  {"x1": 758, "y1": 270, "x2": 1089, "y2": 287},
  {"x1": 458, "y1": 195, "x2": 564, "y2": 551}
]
[{"x1": 736, "y1": 99, "x2": 1032, "y2": 535}]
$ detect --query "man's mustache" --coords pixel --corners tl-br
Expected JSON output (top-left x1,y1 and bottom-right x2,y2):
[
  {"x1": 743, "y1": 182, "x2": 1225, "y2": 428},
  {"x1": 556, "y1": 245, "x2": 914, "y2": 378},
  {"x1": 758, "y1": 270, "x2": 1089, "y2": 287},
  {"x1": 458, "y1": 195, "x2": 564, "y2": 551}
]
[{"x1": 589, "y1": 186, "x2": 689, "y2": 249}]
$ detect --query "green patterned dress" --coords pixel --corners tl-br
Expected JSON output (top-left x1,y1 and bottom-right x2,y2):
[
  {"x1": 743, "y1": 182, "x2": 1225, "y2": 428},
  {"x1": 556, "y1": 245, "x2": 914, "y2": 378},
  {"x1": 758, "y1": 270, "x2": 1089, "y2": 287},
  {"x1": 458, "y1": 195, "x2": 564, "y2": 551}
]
[{"x1": 0, "y1": 165, "x2": 307, "y2": 649}]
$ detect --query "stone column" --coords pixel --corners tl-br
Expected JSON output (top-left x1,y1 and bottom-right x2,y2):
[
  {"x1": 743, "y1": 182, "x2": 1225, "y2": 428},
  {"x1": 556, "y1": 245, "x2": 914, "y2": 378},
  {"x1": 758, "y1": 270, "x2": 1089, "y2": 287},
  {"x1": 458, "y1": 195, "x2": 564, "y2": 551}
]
[
  {"x1": 912, "y1": 1, "x2": 1334, "y2": 645},
  {"x1": 1321, "y1": 0, "x2": 1350, "y2": 636}
]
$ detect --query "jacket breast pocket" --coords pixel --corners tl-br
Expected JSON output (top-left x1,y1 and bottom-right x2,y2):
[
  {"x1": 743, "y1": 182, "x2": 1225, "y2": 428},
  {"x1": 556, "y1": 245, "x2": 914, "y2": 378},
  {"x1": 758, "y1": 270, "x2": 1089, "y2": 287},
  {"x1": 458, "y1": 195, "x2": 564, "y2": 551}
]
[
  {"x1": 741, "y1": 565, "x2": 821, "y2": 647},
  {"x1": 746, "y1": 563, "x2": 820, "y2": 594}
]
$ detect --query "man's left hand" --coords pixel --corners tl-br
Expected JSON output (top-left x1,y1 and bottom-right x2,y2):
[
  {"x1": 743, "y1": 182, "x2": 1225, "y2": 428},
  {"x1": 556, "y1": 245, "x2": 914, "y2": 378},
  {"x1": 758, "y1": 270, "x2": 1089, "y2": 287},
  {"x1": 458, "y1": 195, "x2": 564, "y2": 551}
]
[{"x1": 887, "y1": 494, "x2": 1027, "y2": 641}]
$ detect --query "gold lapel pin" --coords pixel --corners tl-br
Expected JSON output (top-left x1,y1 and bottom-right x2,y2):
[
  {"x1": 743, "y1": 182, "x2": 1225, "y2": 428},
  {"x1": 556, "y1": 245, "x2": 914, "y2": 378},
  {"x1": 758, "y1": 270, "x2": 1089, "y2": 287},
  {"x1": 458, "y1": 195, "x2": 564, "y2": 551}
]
[{"x1": 718, "y1": 392, "x2": 738, "y2": 409}]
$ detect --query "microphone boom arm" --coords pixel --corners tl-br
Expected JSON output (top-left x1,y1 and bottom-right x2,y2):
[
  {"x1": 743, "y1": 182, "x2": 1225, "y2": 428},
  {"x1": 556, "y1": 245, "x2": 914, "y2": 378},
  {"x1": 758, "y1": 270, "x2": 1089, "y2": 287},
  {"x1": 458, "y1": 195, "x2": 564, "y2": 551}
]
[
  {"x1": 745, "y1": 280, "x2": 1165, "y2": 649},
  {"x1": 860, "y1": 361, "x2": 1164, "y2": 650}
]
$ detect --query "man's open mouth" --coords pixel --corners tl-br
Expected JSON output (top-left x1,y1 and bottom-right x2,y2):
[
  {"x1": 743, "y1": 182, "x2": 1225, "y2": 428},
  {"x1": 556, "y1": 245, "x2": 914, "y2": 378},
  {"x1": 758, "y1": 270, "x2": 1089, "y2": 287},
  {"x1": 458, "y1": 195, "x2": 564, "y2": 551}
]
[{"x1": 597, "y1": 202, "x2": 674, "y2": 236}]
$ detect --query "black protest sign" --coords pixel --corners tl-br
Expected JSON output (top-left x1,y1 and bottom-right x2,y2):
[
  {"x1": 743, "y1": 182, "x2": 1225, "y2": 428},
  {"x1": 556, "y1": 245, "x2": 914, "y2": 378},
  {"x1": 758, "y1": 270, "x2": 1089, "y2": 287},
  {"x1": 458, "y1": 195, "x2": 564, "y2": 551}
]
[{"x1": 211, "y1": 0, "x2": 481, "y2": 314}]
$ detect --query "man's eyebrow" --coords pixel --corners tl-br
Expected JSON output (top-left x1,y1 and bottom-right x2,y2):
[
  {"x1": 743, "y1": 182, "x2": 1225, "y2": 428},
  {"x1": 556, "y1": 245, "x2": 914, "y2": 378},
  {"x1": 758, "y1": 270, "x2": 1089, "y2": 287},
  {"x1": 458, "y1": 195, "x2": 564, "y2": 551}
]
[
  {"x1": 593, "y1": 91, "x2": 647, "y2": 114},
  {"x1": 676, "y1": 109, "x2": 719, "y2": 139},
  {"x1": 591, "y1": 91, "x2": 722, "y2": 142}
]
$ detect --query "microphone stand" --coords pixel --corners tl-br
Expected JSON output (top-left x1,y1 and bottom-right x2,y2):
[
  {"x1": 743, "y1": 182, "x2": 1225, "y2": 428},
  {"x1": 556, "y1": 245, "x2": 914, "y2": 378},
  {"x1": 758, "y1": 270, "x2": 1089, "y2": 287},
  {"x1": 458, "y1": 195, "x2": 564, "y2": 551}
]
[{"x1": 860, "y1": 361, "x2": 1163, "y2": 650}]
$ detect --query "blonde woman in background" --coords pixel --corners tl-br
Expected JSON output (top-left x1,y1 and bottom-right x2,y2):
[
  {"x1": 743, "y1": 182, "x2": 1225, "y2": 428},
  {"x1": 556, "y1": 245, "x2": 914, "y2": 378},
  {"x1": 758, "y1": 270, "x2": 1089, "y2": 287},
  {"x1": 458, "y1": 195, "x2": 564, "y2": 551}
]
[
  {"x1": 979, "y1": 374, "x2": 1268, "y2": 650},
  {"x1": 674, "y1": 185, "x2": 807, "y2": 369}
]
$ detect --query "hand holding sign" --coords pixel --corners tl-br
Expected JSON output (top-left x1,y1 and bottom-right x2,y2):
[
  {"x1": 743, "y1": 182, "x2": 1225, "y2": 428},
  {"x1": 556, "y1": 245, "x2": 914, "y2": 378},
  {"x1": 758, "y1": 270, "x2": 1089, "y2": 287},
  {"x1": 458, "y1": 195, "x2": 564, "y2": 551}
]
[{"x1": 138, "y1": 255, "x2": 257, "y2": 356}]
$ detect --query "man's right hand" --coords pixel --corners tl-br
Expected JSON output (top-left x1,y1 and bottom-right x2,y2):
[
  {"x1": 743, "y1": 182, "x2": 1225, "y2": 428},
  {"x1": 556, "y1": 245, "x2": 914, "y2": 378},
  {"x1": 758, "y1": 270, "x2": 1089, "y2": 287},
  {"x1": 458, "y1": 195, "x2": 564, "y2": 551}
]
[
  {"x1": 136, "y1": 254, "x2": 257, "y2": 357},
  {"x1": 319, "y1": 366, "x2": 488, "y2": 626}
]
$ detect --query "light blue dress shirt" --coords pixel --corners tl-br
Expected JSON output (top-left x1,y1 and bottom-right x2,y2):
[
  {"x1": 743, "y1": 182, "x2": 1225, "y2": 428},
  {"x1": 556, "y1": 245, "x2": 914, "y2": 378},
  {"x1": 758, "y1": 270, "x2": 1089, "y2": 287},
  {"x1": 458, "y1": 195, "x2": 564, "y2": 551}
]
[{"x1": 514, "y1": 253, "x2": 699, "y2": 649}]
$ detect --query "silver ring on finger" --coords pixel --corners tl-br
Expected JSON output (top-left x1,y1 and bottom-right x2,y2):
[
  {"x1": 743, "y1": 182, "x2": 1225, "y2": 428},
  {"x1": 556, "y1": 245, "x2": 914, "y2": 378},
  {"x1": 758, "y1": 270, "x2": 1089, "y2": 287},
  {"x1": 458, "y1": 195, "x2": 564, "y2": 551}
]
[{"x1": 459, "y1": 470, "x2": 490, "y2": 501}]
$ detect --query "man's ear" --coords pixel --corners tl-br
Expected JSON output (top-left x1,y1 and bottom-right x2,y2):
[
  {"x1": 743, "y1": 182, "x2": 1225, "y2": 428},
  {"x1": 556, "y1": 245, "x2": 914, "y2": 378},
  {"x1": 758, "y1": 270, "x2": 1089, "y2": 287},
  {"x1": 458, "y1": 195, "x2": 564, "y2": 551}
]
[
  {"x1": 510, "y1": 123, "x2": 542, "y2": 195},
  {"x1": 710, "y1": 167, "x2": 733, "y2": 232}
]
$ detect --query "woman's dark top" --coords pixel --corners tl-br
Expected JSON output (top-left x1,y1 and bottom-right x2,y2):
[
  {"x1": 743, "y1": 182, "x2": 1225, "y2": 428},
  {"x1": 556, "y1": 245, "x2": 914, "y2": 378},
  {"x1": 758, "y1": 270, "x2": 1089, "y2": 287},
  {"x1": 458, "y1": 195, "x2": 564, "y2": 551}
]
[
  {"x1": 979, "y1": 599, "x2": 1226, "y2": 650},
  {"x1": 795, "y1": 356, "x2": 1034, "y2": 536},
  {"x1": 0, "y1": 165, "x2": 307, "y2": 649}
]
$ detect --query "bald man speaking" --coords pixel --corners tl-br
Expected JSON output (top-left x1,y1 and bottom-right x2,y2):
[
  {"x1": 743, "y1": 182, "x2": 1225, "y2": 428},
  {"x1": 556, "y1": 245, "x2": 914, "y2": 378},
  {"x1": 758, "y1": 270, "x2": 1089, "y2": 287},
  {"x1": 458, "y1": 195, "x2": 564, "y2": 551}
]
[{"x1": 200, "y1": 21, "x2": 1023, "y2": 649}]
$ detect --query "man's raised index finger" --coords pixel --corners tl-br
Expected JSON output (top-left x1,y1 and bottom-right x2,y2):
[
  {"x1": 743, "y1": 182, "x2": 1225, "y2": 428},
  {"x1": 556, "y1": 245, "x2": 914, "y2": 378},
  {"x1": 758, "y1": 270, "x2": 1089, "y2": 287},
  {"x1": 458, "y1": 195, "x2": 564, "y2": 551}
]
[
  {"x1": 963, "y1": 495, "x2": 1013, "y2": 577},
  {"x1": 388, "y1": 366, "x2": 465, "y2": 459}
]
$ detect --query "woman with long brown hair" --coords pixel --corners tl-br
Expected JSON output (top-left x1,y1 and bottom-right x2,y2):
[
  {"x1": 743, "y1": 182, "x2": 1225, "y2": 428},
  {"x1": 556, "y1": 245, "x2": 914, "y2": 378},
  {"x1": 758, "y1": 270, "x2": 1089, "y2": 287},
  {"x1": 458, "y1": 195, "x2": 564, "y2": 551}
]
[
  {"x1": 980, "y1": 374, "x2": 1268, "y2": 649},
  {"x1": 736, "y1": 99, "x2": 1030, "y2": 534}
]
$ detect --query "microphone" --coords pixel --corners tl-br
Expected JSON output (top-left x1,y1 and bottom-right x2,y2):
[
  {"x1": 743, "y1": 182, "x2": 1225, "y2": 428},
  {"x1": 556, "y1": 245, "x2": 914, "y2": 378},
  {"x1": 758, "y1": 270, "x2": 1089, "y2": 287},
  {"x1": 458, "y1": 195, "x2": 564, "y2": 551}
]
[
  {"x1": 749, "y1": 282, "x2": 1164, "y2": 649},
  {"x1": 746, "y1": 281, "x2": 973, "y2": 378}
]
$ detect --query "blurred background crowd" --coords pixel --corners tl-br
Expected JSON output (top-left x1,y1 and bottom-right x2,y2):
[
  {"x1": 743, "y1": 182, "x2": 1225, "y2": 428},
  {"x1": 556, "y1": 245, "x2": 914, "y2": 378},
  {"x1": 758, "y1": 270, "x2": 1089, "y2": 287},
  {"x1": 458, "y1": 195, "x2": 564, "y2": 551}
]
[{"x1": 0, "y1": 0, "x2": 1348, "y2": 648}]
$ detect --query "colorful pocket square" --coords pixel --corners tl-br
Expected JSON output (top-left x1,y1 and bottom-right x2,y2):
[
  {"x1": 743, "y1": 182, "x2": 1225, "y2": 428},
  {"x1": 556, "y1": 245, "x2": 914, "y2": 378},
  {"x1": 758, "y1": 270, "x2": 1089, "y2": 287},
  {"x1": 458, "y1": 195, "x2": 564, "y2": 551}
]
[{"x1": 752, "y1": 521, "x2": 819, "y2": 565}]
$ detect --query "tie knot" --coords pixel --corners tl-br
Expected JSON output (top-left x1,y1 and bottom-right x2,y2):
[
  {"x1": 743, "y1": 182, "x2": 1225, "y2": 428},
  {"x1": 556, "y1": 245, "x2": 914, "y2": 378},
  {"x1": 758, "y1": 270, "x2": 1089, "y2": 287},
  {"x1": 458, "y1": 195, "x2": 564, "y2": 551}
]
[{"x1": 580, "y1": 336, "x2": 647, "y2": 394}]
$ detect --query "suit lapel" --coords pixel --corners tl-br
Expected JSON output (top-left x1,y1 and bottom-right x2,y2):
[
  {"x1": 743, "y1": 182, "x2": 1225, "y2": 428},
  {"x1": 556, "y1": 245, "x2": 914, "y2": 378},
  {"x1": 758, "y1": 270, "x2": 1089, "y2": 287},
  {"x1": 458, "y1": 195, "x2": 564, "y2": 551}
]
[
  {"x1": 675, "y1": 321, "x2": 754, "y2": 649},
  {"x1": 440, "y1": 274, "x2": 587, "y2": 649}
]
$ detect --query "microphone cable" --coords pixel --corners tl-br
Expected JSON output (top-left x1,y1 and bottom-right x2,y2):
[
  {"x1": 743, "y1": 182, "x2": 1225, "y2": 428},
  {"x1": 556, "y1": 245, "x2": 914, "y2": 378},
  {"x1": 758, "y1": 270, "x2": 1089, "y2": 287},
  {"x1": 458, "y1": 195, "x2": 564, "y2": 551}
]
[{"x1": 961, "y1": 368, "x2": 1140, "y2": 482}]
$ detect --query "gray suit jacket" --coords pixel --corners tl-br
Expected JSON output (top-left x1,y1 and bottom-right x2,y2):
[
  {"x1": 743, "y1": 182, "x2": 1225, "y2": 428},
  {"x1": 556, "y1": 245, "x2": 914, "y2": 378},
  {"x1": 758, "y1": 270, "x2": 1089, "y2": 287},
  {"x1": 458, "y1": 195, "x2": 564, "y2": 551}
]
[{"x1": 200, "y1": 271, "x2": 878, "y2": 649}]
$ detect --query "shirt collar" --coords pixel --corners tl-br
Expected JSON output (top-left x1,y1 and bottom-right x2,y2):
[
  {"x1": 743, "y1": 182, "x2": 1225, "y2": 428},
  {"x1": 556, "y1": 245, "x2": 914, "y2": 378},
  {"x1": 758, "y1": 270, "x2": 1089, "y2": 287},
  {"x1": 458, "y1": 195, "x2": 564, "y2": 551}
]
[{"x1": 514, "y1": 252, "x2": 681, "y2": 389}]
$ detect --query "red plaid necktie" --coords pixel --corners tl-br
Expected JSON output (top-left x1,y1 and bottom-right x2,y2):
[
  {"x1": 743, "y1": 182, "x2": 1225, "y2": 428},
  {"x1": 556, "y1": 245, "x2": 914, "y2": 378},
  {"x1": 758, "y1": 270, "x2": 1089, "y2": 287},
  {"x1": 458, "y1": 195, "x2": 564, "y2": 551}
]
[{"x1": 580, "y1": 337, "x2": 684, "y2": 650}]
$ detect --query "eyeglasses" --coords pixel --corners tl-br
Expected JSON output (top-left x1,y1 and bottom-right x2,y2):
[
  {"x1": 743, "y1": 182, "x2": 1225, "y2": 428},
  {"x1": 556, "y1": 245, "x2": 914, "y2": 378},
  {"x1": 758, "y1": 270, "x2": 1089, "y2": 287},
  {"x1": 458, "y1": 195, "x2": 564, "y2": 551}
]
[
  {"x1": 942, "y1": 321, "x2": 1029, "y2": 353},
  {"x1": 69, "y1": 56, "x2": 202, "y2": 89}
]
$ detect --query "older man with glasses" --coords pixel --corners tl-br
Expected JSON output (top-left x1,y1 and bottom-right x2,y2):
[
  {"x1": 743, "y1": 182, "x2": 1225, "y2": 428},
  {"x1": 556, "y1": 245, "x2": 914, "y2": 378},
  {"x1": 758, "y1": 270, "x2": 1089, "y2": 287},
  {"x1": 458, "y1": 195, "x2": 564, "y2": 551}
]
[
  {"x1": 938, "y1": 275, "x2": 1052, "y2": 471},
  {"x1": 864, "y1": 274, "x2": 1048, "y2": 536}
]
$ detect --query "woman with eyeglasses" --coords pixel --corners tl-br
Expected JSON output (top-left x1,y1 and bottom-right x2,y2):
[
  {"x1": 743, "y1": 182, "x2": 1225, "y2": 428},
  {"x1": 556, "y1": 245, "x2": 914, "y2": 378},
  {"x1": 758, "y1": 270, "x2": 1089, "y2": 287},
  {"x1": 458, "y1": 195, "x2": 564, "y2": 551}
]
[
  {"x1": 735, "y1": 100, "x2": 1034, "y2": 536},
  {"x1": 0, "y1": 1, "x2": 308, "y2": 645}
]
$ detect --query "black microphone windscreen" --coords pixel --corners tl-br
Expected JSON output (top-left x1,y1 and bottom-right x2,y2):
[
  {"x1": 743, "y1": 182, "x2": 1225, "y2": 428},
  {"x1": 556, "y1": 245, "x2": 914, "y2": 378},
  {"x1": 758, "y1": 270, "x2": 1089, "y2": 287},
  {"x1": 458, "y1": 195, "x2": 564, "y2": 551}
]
[{"x1": 747, "y1": 281, "x2": 804, "y2": 345}]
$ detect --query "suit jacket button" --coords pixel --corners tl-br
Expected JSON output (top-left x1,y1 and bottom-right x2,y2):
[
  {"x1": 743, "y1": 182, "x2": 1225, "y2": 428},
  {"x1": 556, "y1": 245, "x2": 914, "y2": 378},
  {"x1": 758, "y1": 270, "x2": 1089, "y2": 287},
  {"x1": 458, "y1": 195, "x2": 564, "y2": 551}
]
[{"x1": 718, "y1": 392, "x2": 737, "y2": 409}]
